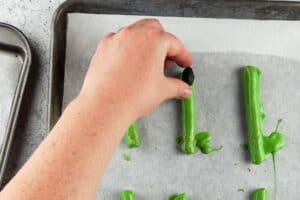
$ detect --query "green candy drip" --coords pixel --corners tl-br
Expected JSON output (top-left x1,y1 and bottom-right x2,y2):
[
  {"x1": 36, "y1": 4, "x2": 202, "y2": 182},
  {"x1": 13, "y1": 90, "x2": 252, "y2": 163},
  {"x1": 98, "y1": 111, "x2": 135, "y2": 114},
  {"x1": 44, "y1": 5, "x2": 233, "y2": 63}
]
[
  {"x1": 272, "y1": 153, "x2": 277, "y2": 200},
  {"x1": 243, "y1": 66, "x2": 285, "y2": 164},
  {"x1": 125, "y1": 123, "x2": 140, "y2": 148},
  {"x1": 252, "y1": 188, "x2": 268, "y2": 200},
  {"x1": 263, "y1": 119, "x2": 285, "y2": 157},
  {"x1": 169, "y1": 193, "x2": 188, "y2": 200},
  {"x1": 119, "y1": 190, "x2": 136, "y2": 200},
  {"x1": 195, "y1": 132, "x2": 223, "y2": 154},
  {"x1": 181, "y1": 84, "x2": 221, "y2": 154}
]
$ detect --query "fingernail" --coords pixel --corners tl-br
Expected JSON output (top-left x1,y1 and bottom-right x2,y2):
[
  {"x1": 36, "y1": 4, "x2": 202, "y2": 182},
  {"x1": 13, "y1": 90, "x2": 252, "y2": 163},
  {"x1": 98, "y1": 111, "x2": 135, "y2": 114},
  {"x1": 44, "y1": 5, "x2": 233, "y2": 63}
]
[{"x1": 182, "y1": 88, "x2": 192, "y2": 98}]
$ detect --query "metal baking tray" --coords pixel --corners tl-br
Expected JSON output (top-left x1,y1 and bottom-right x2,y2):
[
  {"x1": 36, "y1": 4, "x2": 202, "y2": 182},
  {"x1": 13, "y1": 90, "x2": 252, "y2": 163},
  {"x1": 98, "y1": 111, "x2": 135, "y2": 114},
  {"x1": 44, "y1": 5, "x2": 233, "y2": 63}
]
[
  {"x1": 0, "y1": 23, "x2": 31, "y2": 183},
  {"x1": 49, "y1": 0, "x2": 300, "y2": 131},
  {"x1": 49, "y1": 1, "x2": 300, "y2": 199}
]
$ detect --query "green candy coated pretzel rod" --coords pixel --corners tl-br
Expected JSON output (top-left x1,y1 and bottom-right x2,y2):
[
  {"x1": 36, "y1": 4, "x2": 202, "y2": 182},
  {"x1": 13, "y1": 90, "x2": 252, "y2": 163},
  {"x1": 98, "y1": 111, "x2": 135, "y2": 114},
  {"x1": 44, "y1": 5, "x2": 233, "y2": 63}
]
[
  {"x1": 252, "y1": 188, "x2": 268, "y2": 200},
  {"x1": 119, "y1": 190, "x2": 136, "y2": 200},
  {"x1": 169, "y1": 193, "x2": 188, "y2": 200},
  {"x1": 181, "y1": 84, "x2": 197, "y2": 154},
  {"x1": 180, "y1": 67, "x2": 222, "y2": 154},
  {"x1": 125, "y1": 123, "x2": 140, "y2": 148},
  {"x1": 243, "y1": 66, "x2": 285, "y2": 164}
]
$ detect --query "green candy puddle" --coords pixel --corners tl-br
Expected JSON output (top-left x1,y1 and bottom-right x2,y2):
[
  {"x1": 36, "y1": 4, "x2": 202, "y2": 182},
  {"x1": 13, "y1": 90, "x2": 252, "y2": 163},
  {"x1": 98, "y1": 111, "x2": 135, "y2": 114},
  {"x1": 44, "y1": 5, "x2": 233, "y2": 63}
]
[
  {"x1": 237, "y1": 188, "x2": 245, "y2": 192},
  {"x1": 195, "y1": 132, "x2": 223, "y2": 154},
  {"x1": 119, "y1": 190, "x2": 136, "y2": 200},
  {"x1": 262, "y1": 119, "x2": 285, "y2": 161}
]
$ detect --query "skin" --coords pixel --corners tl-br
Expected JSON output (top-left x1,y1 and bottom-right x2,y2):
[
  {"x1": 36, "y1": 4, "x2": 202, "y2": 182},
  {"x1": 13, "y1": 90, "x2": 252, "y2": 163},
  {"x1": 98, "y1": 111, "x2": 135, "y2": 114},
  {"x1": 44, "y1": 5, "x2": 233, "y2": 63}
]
[
  {"x1": 0, "y1": 19, "x2": 192, "y2": 200},
  {"x1": 125, "y1": 123, "x2": 140, "y2": 148},
  {"x1": 120, "y1": 190, "x2": 136, "y2": 200},
  {"x1": 243, "y1": 66, "x2": 285, "y2": 165}
]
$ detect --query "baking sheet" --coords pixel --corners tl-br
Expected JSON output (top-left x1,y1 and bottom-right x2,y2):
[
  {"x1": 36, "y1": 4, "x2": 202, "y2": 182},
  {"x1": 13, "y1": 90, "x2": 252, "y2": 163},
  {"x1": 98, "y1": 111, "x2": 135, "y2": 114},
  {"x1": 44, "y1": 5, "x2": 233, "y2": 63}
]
[
  {"x1": 0, "y1": 50, "x2": 22, "y2": 150},
  {"x1": 64, "y1": 14, "x2": 300, "y2": 199}
]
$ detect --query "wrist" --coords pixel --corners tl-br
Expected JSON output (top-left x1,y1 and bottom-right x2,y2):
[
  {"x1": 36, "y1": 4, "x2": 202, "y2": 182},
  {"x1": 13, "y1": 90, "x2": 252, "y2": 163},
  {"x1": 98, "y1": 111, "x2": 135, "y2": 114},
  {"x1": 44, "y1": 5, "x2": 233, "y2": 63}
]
[{"x1": 71, "y1": 93, "x2": 136, "y2": 129}]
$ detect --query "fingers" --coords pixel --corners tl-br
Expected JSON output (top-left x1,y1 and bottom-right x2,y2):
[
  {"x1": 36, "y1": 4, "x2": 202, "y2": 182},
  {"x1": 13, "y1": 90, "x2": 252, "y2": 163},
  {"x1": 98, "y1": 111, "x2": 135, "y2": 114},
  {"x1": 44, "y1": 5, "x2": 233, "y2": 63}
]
[
  {"x1": 130, "y1": 18, "x2": 163, "y2": 30},
  {"x1": 163, "y1": 32, "x2": 192, "y2": 68},
  {"x1": 105, "y1": 32, "x2": 116, "y2": 38},
  {"x1": 117, "y1": 18, "x2": 192, "y2": 68},
  {"x1": 164, "y1": 59, "x2": 174, "y2": 69},
  {"x1": 95, "y1": 32, "x2": 115, "y2": 53},
  {"x1": 164, "y1": 77, "x2": 192, "y2": 100},
  {"x1": 117, "y1": 19, "x2": 163, "y2": 34},
  {"x1": 132, "y1": 19, "x2": 192, "y2": 68}
]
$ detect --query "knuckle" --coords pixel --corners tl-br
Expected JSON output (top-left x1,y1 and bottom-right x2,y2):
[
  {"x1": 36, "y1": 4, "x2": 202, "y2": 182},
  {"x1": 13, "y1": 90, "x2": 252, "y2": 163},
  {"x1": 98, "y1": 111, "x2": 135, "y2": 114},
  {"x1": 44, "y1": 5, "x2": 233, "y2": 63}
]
[
  {"x1": 166, "y1": 32, "x2": 177, "y2": 41},
  {"x1": 96, "y1": 33, "x2": 114, "y2": 51},
  {"x1": 101, "y1": 33, "x2": 114, "y2": 43},
  {"x1": 145, "y1": 27, "x2": 163, "y2": 38},
  {"x1": 139, "y1": 18, "x2": 159, "y2": 25},
  {"x1": 118, "y1": 26, "x2": 133, "y2": 37},
  {"x1": 105, "y1": 32, "x2": 115, "y2": 40},
  {"x1": 148, "y1": 18, "x2": 160, "y2": 25},
  {"x1": 146, "y1": 19, "x2": 163, "y2": 30},
  {"x1": 137, "y1": 18, "x2": 163, "y2": 29}
]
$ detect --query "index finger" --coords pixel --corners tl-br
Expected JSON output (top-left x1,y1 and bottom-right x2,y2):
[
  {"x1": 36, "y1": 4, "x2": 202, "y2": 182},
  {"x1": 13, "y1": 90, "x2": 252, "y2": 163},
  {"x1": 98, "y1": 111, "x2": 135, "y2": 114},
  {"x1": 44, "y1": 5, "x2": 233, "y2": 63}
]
[
  {"x1": 163, "y1": 32, "x2": 192, "y2": 67},
  {"x1": 129, "y1": 18, "x2": 164, "y2": 30}
]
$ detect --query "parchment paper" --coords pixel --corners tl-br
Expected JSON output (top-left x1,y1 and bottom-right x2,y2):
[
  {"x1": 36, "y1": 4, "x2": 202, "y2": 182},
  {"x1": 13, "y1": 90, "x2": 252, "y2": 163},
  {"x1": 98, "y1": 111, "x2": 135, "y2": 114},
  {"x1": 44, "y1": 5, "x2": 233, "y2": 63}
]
[
  {"x1": 64, "y1": 14, "x2": 300, "y2": 199},
  {"x1": 0, "y1": 50, "x2": 22, "y2": 149}
]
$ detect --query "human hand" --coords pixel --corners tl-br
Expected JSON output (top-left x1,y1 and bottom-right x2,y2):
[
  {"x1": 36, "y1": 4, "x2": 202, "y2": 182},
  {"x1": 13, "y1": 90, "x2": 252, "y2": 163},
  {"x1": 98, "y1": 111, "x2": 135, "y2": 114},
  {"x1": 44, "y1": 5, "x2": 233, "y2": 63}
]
[{"x1": 79, "y1": 19, "x2": 192, "y2": 121}]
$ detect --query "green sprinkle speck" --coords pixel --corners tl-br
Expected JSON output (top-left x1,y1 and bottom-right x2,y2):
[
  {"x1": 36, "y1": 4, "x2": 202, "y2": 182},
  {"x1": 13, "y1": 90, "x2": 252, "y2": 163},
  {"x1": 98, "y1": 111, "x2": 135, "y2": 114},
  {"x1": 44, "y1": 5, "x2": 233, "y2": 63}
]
[
  {"x1": 123, "y1": 153, "x2": 131, "y2": 161},
  {"x1": 237, "y1": 188, "x2": 245, "y2": 192}
]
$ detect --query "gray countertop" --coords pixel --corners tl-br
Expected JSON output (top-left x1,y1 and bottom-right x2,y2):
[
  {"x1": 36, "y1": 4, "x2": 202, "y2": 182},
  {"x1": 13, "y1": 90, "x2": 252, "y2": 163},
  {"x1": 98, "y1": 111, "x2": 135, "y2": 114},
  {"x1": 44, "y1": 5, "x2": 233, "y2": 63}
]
[{"x1": 0, "y1": 0, "x2": 64, "y2": 185}]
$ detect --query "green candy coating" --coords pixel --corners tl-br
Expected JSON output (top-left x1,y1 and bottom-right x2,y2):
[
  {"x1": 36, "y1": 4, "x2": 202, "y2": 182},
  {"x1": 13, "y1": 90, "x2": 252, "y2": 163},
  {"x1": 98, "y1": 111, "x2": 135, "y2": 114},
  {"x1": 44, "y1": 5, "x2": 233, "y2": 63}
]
[
  {"x1": 181, "y1": 84, "x2": 197, "y2": 154},
  {"x1": 125, "y1": 123, "x2": 140, "y2": 148},
  {"x1": 196, "y1": 132, "x2": 223, "y2": 154},
  {"x1": 119, "y1": 190, "x2": 136, "y2": 200},
  {"x1": 169, "y1": 193, "x2": 188, "y2": 200},
  {"x1": 181, "y1": 84, "x2": 221, "y2": 154},
  {"x1": 243, "y1": 66, "x2": 285, "y2": 164},
  {"x1": 252, "y1": 188, "x2": 268, "y2": 200},
  {"x1": 123, "y1": 153, "x2": 131, "y2": 161}
]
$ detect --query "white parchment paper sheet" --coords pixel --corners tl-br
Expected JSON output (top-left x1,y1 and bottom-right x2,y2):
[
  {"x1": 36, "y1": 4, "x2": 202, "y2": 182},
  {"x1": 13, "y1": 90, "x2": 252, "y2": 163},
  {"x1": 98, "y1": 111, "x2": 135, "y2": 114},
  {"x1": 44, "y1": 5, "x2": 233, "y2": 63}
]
[{"x1": 64, "y1": 14, "x2": 300, "y2": 199}]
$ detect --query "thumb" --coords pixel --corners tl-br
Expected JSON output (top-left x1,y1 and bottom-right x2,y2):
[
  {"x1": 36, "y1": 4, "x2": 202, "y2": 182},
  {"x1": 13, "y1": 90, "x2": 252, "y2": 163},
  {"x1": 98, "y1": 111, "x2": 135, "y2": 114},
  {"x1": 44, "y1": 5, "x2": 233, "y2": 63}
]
[{"x1": 164, "y1": 77, "x2": 192, "y2": 100}]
